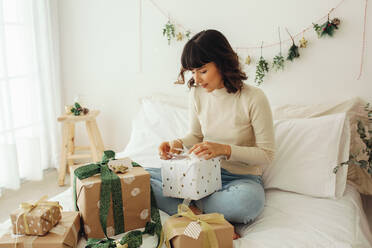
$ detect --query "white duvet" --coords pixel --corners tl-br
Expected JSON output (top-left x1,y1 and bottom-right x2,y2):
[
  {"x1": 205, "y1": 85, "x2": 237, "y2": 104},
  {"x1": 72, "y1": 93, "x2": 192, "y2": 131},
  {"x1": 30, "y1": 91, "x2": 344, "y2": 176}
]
[{"x1": 1, "y1": 183, "x2": 370, "y2": 248}]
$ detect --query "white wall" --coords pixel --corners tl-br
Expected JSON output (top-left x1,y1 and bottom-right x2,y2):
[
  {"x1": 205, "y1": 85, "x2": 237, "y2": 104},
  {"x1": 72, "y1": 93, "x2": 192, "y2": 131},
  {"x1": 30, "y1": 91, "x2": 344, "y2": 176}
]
[{"x1": 57, "y1": 0, "x2": 372, "y2": 152}]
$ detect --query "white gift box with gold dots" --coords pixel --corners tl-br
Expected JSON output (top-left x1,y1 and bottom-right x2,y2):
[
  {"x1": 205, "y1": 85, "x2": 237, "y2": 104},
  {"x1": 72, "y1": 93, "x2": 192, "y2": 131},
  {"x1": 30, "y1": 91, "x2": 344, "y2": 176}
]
[{"x1": 161, "y1": 156, "x2": 222, "y2": 200}]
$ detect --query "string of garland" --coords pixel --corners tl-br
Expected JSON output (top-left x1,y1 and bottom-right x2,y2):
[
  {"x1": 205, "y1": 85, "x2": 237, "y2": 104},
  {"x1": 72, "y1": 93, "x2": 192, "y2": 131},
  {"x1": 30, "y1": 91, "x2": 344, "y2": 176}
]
[{"x1": 159, "y1": 6, "x2": 345, "y2": 86}]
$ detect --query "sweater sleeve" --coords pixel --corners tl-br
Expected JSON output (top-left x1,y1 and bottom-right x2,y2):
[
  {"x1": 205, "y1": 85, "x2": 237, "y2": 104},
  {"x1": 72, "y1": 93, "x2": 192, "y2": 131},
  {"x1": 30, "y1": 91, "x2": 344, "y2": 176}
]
[
  {"x1": 228, "y1": 89, "x2": 275, "y2": 166},
  {"x1": 180, "y1": 88, "x2": 204, "y2": 148}
]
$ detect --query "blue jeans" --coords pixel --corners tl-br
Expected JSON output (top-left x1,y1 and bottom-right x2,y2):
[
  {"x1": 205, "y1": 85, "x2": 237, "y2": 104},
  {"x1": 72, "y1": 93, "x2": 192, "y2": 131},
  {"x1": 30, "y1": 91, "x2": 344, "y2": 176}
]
[{"x1": 146, "y1": 167, "x2": 265, "y2": 224}]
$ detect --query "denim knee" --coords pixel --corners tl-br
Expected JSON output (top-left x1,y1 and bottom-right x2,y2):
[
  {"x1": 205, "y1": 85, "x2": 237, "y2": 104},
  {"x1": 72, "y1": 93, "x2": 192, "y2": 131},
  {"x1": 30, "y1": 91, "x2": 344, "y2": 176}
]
[
  {"x1": 229, "y1": 182, "x2": 265, "y2": 224},
  {"x1": 197, "y1": 180, "x2": 265, "y2": 224}
]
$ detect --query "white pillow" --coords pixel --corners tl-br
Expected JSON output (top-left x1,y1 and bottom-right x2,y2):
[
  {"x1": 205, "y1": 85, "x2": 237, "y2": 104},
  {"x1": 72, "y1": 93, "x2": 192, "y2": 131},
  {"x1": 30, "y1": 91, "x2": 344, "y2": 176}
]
[
  {"x1": 263, "y1": 113, "x2": 350, "y2": 199},
  {"x1": 120, "y1": 97, "x2": 350, "y2": 198},
  {"x1": 117, "y1": 98, "x2": 188, "y2": 168}
]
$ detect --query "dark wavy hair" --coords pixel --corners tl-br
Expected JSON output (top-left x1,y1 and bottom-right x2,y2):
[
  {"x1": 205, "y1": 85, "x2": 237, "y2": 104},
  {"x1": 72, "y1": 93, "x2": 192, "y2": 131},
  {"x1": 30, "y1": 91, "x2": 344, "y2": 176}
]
[{"x1": 178, "y1": 29, "x2": 247, "y2": 94}]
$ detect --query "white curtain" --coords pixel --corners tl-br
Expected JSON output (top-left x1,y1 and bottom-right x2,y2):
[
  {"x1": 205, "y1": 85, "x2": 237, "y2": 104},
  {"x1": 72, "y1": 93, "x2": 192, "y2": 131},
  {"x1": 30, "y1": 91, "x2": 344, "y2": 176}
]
[{"x1": 0, "y1": 0, "x2": 62, "y2": 194}]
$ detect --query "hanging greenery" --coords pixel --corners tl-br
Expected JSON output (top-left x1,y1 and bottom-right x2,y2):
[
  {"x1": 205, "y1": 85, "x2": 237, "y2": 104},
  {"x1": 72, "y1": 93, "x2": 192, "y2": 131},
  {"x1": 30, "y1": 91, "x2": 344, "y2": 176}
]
[
  {"x1": 163, "y1": 21, "x2": 175, "y2": 45},
  {"x1": 287, "y1": 44, "x2": 300, "y2": 61},
  {"x1": 272, "y1": 55, "x2": 285, "y2": 71},
  {"x1": 255, "y1": 42, "x2": 269, "y2": 85},
  {"x1": 313, "y1": 12, "x2": 340, "y2": 38},
  {"x1": 272, "y1": 27, "x2": 285, "y2": 71},
  {"x1": 255, "y1": 56, "x2": 269, "y2": 85},
  {"x1": 286, "y1": 28, "x2": 300, "y2": 61}
]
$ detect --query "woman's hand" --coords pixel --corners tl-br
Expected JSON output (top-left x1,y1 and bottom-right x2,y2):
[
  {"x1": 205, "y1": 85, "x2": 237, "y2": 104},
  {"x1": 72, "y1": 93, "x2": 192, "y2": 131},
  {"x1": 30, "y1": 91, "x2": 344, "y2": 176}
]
[
  {"x1": 158, "y1": 139, "x2": 183, "y2": 160},
  {"x1": 188, "y1": 141, "x2": 231, "y2": 160}
]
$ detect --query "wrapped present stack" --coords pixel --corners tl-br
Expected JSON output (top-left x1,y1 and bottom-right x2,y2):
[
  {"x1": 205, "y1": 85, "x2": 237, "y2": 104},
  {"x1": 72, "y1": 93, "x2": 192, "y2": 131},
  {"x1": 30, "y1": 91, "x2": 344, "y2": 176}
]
[
  {"x1": 71, "y1": 151, "x2": 151, "y2": 239},
  {"x1": 161, "y1": 153, "x2": 222, "y2": 200},
  {"x1": 162, "y1": 204, "x2": 234, "y2": 248}
]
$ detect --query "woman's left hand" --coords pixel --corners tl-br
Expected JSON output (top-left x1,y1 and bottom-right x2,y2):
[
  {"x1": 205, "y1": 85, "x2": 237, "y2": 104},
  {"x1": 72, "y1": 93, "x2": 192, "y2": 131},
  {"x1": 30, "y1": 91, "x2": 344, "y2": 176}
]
[{"x1": 188, "y1": 141, "x2": 231, "y2": 160}]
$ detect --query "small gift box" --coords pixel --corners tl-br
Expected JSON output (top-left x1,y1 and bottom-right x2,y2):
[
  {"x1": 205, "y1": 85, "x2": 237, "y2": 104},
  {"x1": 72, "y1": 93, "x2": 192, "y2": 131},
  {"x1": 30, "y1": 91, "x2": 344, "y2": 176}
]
[
  {"x1": 71, "y1": 151, "x2": 151, "y2": 239},
  {"x1": 162, "y1": 204, "x2": 234, "y2": 248},
  {"x1": 161, "y1": 154, "x2": 222, "y2": 200},
  {"x1": 0, "y1": 211, "x2": 80, "y2": 248},
  {"x1": 10, "y1": 196, "x2": 62, "y2": 236}
]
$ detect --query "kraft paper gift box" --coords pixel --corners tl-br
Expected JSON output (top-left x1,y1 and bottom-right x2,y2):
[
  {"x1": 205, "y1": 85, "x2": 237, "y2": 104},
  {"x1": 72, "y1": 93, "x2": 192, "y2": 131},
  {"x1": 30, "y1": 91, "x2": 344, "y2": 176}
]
[
  {"x1": 162, "y1": 204, "x2": 234, "y2": 248},
  {"x1": 71, "y1": 158, "x2": 151, "y2": 239},
  {"x1": 0, "y1": 211, "x2": 80, "y2": 248},
  {"x1": 10, "y1": 196, "x2": 62, "y2": 236},
  {"x1": 161, "y1": 155, "x2": 222, "y2": 200}
]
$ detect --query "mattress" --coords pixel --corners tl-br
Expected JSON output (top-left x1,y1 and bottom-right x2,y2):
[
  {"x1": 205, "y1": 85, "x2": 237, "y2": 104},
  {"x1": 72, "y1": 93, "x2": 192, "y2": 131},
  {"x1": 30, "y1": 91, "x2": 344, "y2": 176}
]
[{"x1": 1, "y1": 183, "x2": 370, "y2": 248}]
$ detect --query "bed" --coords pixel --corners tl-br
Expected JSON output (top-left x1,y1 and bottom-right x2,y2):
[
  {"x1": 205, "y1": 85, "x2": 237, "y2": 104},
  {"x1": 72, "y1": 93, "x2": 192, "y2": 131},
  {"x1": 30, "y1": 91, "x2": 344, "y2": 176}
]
[{"x1": 1, "y1": 94, "x2": 371, "y2": 248}]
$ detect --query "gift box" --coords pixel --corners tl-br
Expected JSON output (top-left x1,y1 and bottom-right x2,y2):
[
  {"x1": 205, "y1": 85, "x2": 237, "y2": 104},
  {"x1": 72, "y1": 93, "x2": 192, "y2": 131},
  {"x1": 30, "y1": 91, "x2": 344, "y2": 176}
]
[
  {"x1": 161, "y1": 155, "x2": 222, "y2": 200},
  {"x1": 0, "y1": 211, "x2": 80, "y2": 248},
  {"x1": 10, "y1": 196, "x2": 62, "y2": 236},
  {"x1": 71, "y1": 157, "x2": 151, "y2": 239},
  {"x1": 162, "y1": 204, "x2": 233, "y2": 248}
]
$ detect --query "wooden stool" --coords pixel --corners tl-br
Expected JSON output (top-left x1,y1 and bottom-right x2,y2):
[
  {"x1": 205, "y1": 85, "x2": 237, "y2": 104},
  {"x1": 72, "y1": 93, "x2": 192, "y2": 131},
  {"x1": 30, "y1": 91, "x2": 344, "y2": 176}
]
[{"x1": 57, "y1": 110, "x2": 104, "y2": 186}]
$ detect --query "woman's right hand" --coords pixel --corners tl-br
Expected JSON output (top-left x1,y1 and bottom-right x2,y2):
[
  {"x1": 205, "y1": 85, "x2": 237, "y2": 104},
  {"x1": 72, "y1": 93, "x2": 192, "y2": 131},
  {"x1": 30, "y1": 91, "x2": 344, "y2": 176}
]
[{"x1": 158, "y1": 139, "x2": 183, "y2": 160}]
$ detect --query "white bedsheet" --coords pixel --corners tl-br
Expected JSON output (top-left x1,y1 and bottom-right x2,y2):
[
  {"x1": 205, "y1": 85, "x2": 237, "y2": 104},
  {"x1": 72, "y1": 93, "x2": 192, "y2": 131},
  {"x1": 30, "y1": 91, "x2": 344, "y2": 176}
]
[{"x1": 1, "y1": 183, "x2": 370, "y2": 248}]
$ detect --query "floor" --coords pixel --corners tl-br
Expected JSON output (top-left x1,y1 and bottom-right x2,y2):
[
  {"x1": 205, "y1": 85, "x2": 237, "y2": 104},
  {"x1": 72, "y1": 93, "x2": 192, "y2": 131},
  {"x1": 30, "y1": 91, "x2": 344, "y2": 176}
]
[
  {"x1": 0, "y1": 168, "x2": 71, "y2": 223},
  {"x1": 0, "y1": 169, "x2": 372, "y2": 234}
]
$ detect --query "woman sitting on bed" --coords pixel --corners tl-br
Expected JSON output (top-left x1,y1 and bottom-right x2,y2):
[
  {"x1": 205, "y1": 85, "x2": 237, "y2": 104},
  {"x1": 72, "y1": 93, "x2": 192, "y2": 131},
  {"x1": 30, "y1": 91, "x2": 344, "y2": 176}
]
[{"x1": 146, "y1": 29, "x2": 275, "y2": 239}]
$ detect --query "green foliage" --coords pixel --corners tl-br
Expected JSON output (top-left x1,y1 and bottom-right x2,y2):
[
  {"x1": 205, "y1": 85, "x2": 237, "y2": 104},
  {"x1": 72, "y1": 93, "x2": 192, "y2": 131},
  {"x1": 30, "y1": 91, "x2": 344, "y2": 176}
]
[
  {"x1": 255, "y1": 56, "x2": 269, "y2": 85},
  {"x1": 162, "y1": 21, "x2": 175, "y2": 45},
  {"x1": 287, "y1": 44, "x2": 300, "y2": 61},
  {"x1": 185, "y1": 30, "x2": 191, "y2": 39},
  {"x1": 70, "y1": 102, "x2": 83, "y2": 116},
  {"x1": 334, "y1": 103, "x2": 372, "y2": 175},
  {"x1": 272, "y1": 53, "x2": 285, "y2": 71},
  {"x1": 313, "y1": 19, "x2": 339, "y2": 38},
  {"x1": 119, "y1": 230, "x2": 143, "y2": 248}
]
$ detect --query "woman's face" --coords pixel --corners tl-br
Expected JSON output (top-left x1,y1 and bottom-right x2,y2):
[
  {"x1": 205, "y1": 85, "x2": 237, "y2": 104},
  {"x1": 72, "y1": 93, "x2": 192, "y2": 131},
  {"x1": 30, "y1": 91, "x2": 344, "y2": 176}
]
[{"x1": 191, "y1": 62, "x2": 224, "y2": 92}]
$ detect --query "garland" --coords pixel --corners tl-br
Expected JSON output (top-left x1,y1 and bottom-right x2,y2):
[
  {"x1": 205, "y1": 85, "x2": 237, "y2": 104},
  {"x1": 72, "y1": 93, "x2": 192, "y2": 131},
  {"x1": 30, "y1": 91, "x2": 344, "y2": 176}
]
[{"x1": 147, "y1": 0, "x2": 368, "y2": 83}]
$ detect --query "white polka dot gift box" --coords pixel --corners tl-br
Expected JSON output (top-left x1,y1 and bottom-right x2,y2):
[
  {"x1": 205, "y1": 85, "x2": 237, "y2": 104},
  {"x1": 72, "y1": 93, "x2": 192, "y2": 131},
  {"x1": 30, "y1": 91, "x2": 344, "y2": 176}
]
[
  {"x1": 161, "y1": 155, "x2": 222, "y2": 200},
  {"x1": 70, "y1": 162, "x2": 151, "y2": 239},
  {"x1": 10, "y1": 196, "x2": 62, "y2": 236}
]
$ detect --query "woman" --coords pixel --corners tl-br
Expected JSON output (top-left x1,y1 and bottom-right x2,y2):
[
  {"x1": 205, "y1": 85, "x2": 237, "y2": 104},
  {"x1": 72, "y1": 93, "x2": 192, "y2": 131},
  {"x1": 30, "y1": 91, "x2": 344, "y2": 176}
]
[{"x1": 146, "y1": 29, "x2": 275, "y2": 238}]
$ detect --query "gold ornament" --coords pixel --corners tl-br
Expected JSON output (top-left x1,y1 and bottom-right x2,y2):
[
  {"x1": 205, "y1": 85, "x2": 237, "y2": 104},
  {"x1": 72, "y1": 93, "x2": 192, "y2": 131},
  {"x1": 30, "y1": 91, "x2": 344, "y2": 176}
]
[
  {"x1": 245, "y1": 55, "x2": 251, "y2": 65},
  {"x1": 176, "y1": 32, "x2": 183, "y2": 41},
  {"x1": 115, "y1": 240, "x2": 128, "y2": 248},
  {"x1": 64, "y1": 105, "x2": 73, "y2": 114},
  {"x1": 108, "y1": 158, "x2": 131, "y2": 173},
  {"x1": 299, "y1": 37, "x2": 308, "y2": 48}
]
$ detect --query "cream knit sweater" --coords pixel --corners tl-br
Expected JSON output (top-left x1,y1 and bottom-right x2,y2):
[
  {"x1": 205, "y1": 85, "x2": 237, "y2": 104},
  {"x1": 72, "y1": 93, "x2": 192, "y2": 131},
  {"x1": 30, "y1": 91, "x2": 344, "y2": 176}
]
[{"x1": 180, "y1": 83, "x2": 275, "y2": 176}]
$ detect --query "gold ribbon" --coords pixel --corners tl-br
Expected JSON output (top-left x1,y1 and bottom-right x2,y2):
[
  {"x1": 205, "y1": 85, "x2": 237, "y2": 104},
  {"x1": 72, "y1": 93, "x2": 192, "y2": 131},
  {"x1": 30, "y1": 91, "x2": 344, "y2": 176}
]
[
  {"x1": 160, "y1": 204, "x2": 226, "y2": 248},
  {"x1": 20, "y1": 195, "x2": 63, "y2": 235}
]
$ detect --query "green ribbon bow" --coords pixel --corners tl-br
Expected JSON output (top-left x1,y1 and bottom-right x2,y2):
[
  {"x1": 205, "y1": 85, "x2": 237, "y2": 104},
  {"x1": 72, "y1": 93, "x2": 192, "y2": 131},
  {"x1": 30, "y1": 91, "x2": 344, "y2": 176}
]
[
  {"x1": 74, "y1": 150, "x2": 124, "y2": 237},
  {"x1": 73, "y1": 152, "x2": 162, "y2": 248}
]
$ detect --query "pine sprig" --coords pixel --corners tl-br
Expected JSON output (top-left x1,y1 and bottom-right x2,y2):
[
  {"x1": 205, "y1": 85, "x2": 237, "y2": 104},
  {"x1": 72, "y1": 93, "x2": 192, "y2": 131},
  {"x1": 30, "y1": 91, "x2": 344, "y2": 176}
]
[
  {"x1": 272, "y1": 53, "x2": 285, "y2": 71},
  {"x1": 287, "y1": 44, "x2": 300, "y2": 61},
  {"x1": 255, "y1": 56, "x2": 269, "y2": 85},
  {"x1": 162, "y1": 21, "x2": 175, "y2": 45},
  {"x1": 285, "y1": 28, "x2": 300, "y2": 61}
]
